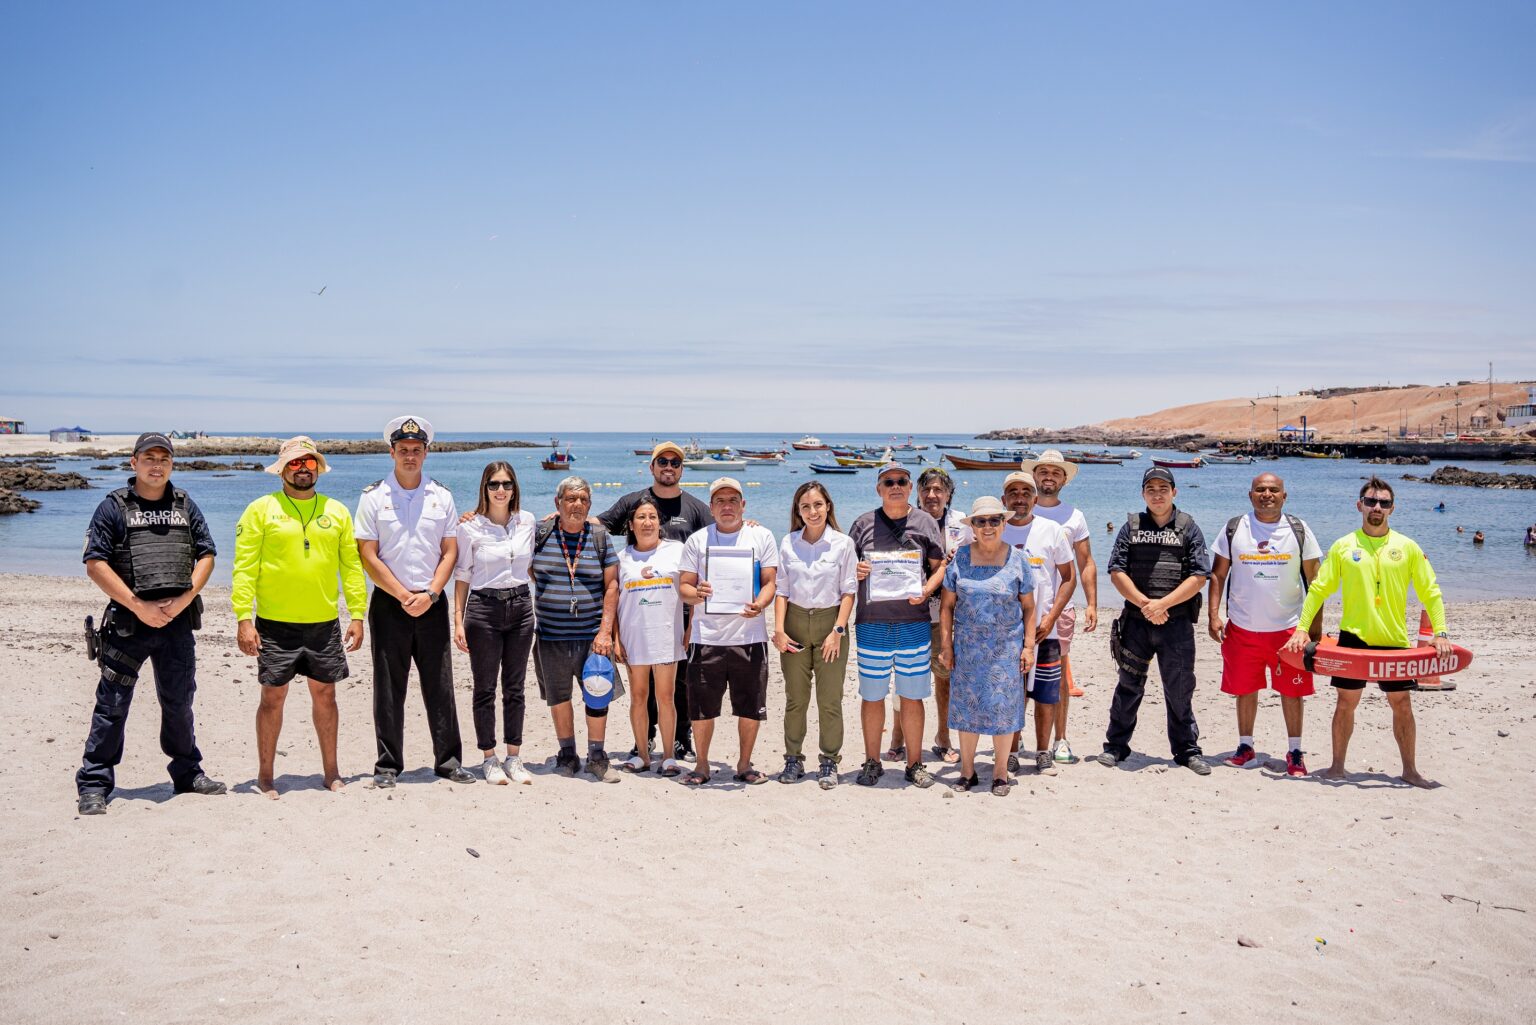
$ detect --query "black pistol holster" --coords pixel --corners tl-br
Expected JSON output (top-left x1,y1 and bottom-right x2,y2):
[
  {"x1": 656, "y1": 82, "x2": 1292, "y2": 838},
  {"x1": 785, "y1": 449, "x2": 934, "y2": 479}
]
[{"x1": 1109, "y1": 615, "x2": 1152, "y2": 681}]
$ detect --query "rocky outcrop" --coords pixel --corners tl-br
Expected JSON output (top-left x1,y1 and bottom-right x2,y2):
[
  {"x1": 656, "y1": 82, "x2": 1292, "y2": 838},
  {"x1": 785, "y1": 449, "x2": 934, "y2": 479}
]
[
  {"x1": 0, "y1": 467, "x2": 91, "y2": 491},
  {"x1": 101, "y1": 460, "x2": 264, "y2": 472},
  {"x1": 0, "y1": 488, "x2": 41, "y2": 514},
  {"x1": 1365, "y1": 455, "x2": 1430, "y2": 465},
  {"x1": 1402, "y1": 466, "x2": 1536, "y2": 490},
  {"x1": 170, "y1": 438, "x2": 541, "y2": 457}
]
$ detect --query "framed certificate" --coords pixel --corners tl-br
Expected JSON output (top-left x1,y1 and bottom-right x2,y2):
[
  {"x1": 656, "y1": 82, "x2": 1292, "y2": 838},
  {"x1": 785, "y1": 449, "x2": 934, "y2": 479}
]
[
  {"x1": 704, "y1": 546, "x2": 754, "y2": 615},
  {"x1": 868, "y1": 549, "x2": 924, "y2": 603}
]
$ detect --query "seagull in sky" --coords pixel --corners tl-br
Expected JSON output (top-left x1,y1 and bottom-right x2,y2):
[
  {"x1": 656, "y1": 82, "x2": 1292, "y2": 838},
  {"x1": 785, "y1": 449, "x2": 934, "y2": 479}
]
[{"x1": 311, "y1": 286, "x2": 327, "y2": 296}]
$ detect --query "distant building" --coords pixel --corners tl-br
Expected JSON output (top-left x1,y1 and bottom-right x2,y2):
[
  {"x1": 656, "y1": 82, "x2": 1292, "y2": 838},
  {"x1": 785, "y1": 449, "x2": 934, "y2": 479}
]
[
  {"x1": 48, "y1": 426, "x2": 93, "y2": 443},
  {"x1": 1506, "y1": 387, "x2": 1536, "y2": 429},
  {"x1": 0, "y1": 416, "x2": 23, "y2": 434},
  {"x1": 1276, "y1": 423, "x2": 1316, "y2": 443},
  {"x1": 1469, "y1": 407, "x2": 1491, "y2": 430}
]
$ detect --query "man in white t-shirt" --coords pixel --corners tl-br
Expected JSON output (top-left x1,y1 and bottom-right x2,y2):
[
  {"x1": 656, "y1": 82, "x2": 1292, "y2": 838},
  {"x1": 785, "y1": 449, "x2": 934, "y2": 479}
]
[
  {"x1": 678, "y1": 478, "x2": 780, "y2": 786},
  {"x1": 1001, "y1": 472, "x2": 1075, "y2": 776},
  {"x1": 1207, "y1": 473, "x2": 1322, "y2": 777},
  {"x1": 1024, "y1": 449, "x2": 1098, "y2": 764}
]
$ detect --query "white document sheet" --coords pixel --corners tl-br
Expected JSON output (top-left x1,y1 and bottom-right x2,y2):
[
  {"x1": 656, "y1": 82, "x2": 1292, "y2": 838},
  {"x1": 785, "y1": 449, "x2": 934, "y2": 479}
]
[
  {"x1": 704, "y1": 545, "x2": 754, "y2": 615},
  {"x1": 867, "y1": 549, "x2": 925, "y2": 603}
]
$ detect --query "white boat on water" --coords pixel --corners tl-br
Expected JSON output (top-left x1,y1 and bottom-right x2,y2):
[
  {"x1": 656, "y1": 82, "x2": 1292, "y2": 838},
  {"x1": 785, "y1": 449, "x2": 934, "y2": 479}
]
[
  {"x1": 684, "y1": 456, "x2": 747, "y2": 470},
  {"x1": 791, "y1": 435, "x2": 829, "y2": 451}
]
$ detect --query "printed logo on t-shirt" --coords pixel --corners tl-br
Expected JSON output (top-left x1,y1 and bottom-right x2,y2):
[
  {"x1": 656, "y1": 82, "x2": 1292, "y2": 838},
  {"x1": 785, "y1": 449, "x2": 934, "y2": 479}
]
[
  {"x1": 1388, "y1": 548, "x2": 1403, "y2": 562},
  {"x1": 316, "y1": 515, "x2": 333, "y2": 529},
  {"x1": 1351, "y1": 548, "x2": 1364, "y2": 562}
]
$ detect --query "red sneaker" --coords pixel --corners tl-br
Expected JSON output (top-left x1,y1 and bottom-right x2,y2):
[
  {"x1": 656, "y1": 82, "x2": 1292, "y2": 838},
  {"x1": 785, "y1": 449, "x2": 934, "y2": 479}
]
[
  {"x1": 1286, "y1": 750, "x2": 1307, "y2": 777},
  {"x1": 1225, "y1": 743, "x2": 1257, "y2": 767}
]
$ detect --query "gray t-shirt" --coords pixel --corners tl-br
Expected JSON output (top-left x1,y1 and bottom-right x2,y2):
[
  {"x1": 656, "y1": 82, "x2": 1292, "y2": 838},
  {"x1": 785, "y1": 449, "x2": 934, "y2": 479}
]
[{"x1": 849, "y1": 506, "x2": 945, "y2": 625}]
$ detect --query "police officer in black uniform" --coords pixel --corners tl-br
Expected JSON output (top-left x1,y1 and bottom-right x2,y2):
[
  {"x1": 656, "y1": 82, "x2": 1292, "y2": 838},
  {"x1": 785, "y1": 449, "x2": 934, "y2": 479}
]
[
  {"x1": 76, "y1": 432, "x2": 226, "y2": 815},
  {"x1": 1098, "y1": 466, "x2": 1214, "y2": 775}
]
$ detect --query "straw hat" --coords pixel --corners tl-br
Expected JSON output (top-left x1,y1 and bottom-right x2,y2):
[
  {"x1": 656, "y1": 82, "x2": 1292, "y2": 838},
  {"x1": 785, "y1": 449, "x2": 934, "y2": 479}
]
[
  {"x1": 960, "y1": 495, "x2": 1007, "y2": 526},
  {"x1": 265, "y1": 436, "x2": 330, "y2": 475},
  {"x1": 1018, "y1": 448, "x2": 1077, "y2": 484}
]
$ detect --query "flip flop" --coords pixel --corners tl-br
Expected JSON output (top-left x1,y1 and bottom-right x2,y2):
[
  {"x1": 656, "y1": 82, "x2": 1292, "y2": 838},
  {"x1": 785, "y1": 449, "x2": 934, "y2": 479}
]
[
  {"x1": 931, "y1": 744, "x2": 960, "y2": 764},
  {"x1": 618, "y1": 756, "x2": 651, "y2": 773},
  {"x1": 882, "y1": 745, "x2": 906, "y2": 762},
  {"x1": 659, "y1": 759, "x2": 683, "y2": 778},
  {"x1": 733, "y1": 769, "x2": 769, "y2": 785},
  {"x1": 683, "y1": 770, "x2": 710, "y2": 786}
]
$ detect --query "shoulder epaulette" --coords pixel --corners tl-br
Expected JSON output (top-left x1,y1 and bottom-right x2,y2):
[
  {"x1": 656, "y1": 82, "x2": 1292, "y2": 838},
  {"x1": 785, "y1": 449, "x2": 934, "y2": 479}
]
[{"x1": 362, "y1": 479, "x2": 383, "y2": 493}]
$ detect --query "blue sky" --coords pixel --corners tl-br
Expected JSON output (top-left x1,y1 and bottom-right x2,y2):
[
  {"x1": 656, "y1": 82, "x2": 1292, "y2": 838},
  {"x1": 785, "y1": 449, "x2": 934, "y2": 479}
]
[{"x1": 2, "y1": 1, "x2": 1533, "y2": 433}]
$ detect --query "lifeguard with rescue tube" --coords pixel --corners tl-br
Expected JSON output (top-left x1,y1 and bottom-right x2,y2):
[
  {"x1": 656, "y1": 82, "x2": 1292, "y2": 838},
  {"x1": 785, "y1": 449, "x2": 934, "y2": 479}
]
[{"x1": 1282, "y1": 475, "x2": 1462, "y2": 789}]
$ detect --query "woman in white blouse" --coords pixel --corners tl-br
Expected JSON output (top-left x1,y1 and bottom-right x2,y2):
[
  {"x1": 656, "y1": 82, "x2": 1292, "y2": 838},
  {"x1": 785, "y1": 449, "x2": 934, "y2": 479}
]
[
  {"x1": 453, "y1": 462, "x2": 537, "y2": 785},
  {"x1": 614, "y1": 498, "x2": 687, "y2": 777},
  {"x1": 772, "y1": 481, "x2": 857, "y2": 789}
]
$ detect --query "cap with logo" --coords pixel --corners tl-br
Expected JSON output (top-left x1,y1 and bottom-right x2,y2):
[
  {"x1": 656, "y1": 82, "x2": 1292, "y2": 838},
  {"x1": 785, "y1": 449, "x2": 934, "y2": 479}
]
[
  {"x1": 385, "y1": 415, "x2": 434, "y2": 446},
  {"x1": 132, "y1": 432, "x2": 174, "y2": 457},
  {"x1": 580, "y1": 653, "x2": 616, "y2": 710},
  {"x1": 876, "y1": 462, "x2": 909, "y2": 480},
  {"x1": 265, "y1": 435, "x2": 331, "y2": 475},
  {"x1": 1142, "y1": 466, "x2": 1176, "y2": 487}
]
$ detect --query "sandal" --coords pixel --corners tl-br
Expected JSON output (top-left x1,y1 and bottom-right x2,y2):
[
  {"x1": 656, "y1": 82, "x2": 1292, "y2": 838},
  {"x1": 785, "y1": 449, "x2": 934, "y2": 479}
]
[
  {"x1": 733, "y1": 769, "x2": 769, "y2": 785},
  {"x1": 659, "y1": 759, "x2": 682, "y2": 778},
  {"x1": 991, "y1": 777, "x2": 1011, "y2": 797},
  {"x1": 931, "y1": 744, "x2": 960, "y2": 764},
  {"x1": 683, "y1": 770, "x2": 710, "y2": 786},
  {"x1": 882, "y1": 744, "x2": 906, "y2": 762},
  {"x1": 618, "y1": 756, "x2": 651, "y2": 773},
  {"x1": 950, "y1": 773, "x2": 979, "y2": 793}
]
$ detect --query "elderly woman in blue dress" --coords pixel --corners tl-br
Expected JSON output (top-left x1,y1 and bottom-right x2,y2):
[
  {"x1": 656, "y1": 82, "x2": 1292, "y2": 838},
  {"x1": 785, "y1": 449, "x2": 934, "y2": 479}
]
[{"x1": 938, "y1": 496, "x2": 1037, "y2": 796}]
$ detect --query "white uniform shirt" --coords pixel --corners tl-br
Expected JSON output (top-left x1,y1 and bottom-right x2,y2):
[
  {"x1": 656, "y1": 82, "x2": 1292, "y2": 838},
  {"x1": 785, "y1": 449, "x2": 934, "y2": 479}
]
[
  {"x1": 354, "y1": 475, "x2": 459, "y2": 591},
  {"x1": 1033, "y1": 501, "x2": 1089, "y2": 609},
  {"x1": 777, "y1": 527, "x2": 858, "y2": 610},
  {"x1": 1213, "y1": 513, "x2": 1322, "y2": 633},
  {"x1": 680, "y1": 523, "x2": 780, "y2": 647},
  {"x1": 454, "y1": 510, "x2": 536, "y2": 591}
]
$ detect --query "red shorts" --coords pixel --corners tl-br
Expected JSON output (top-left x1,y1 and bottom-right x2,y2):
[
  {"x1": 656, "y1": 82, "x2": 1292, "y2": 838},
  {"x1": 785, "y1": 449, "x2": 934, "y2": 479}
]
[{"x1": 1220, "y1": 622, "x2": 1314, "y2": 698}]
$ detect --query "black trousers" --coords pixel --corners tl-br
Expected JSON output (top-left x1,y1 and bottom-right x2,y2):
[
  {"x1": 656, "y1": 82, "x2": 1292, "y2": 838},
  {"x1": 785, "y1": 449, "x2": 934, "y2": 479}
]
[
  {"x1": 76, "y1": 611, "x2": 205, "y2": 796},
  {"x1": 369, "y1": 593, "x2": 463, "y2": 776},
  {"x1": 464, "y1": 588, "x2": 536, "y2": 750},
  {"x1": 1104, "y1": 614, "x2": 1202, "y2": 764}
]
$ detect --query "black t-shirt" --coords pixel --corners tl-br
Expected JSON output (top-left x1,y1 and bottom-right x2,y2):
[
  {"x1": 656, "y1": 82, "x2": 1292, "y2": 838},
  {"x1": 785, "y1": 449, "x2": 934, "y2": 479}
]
[{"x1": 598, "y1": 487, "x2": 712, "y2": 544}]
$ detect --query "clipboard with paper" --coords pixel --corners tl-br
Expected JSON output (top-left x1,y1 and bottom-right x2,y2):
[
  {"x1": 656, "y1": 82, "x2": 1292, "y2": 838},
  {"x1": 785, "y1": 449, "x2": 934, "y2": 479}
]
[
  {"x1": 704, "y1": 545, "x2": 757, "y2": 615},
  {"x1": 867, "y1": 548, "x2": 925, "y2": 603}
]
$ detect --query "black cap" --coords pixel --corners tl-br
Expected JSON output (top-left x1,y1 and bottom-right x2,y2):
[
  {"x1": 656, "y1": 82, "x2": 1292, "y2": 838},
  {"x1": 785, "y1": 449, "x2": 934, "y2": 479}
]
[
  {"x1": 133, "y1": 432, "x2": 174, "y2": 456},
  {"x1": 1142, "y1": 466, "x2": 1176, "y2": 487}
]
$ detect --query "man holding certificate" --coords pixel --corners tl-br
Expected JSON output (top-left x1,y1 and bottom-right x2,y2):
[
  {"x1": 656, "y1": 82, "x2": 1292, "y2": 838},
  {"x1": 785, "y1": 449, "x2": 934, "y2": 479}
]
[
  {"x1": 678, "y1": 477, "x2": 780, "y2": 786},
  {"x1": 850, "y1": 462, "x2": 948, "y2": 789}
]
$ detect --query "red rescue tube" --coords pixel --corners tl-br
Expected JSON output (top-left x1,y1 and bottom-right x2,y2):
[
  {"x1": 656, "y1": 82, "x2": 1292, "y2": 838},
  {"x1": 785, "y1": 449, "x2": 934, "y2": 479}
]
[{"x1": 1278, "y1": 636, "x2": 1474, "y2": 682}]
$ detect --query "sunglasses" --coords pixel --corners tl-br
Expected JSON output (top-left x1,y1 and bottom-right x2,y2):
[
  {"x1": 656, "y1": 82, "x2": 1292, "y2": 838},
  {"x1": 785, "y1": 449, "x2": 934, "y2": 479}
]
[
  {"x1": 286, "y1": 456, "x2": 318, "y2": 470},
  {"x1": 654, "y1": 457, "x2": 683, "y2": 468},
  {"x1": 486, "y1": 480, "x2": 516, "y2": 492},
  {"x1": 969, "y1": 515, "x2": 1004, "y2": 527},
  {"x1": 880, "y1": 477, "x2": 911, "y2": 488},
  {"x1": 1361, "y1": 496, "x2": 1393, "y2": 509}
]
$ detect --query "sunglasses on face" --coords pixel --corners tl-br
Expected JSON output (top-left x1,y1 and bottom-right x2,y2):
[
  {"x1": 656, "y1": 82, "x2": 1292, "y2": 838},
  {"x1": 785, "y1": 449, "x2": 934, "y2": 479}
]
[
  {"x1": 486, "y1": 481, "x2": 516, "y2": 492},
  {"x1": 970, "y1": 515, "x2": 1004, "y2": 527},
  {"x1": 654, "y1": 457, "x2": 683, "y2": 468},
  {"x1": 1361, "y1": 497, "x2": 1393, "y2": 509},
  {"x1": 286, "y1": 457, "x2": 318, "y2": 470},
  {"x1": 881, "y1": 477, "x2": 911, "y2": 488}
]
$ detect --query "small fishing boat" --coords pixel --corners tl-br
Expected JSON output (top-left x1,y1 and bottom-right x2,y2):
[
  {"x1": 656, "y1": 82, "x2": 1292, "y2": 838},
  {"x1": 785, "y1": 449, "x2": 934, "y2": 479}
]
[
  {"x1": 1299, "y1": 449, "x2": 1343, "y2": 459},
  {"x1": 1151, "y1": 457, "x2": 1203, "y2": 469},
  {"x1": 834, "y1": 454, "x2": 885, "y2": 468},
  {"x1": 737, "y1": 447, "x2": 787, "y2": 459},
  {"x1": 792, "y1": 435, "x2": 830, "y2": 451},
  {"x1": 933, "y1": 443, "x2": 967, "y2": 450},
  {"x1": 888, "y1": 436, "x2": 930, "y2": 451},
  {"x1": 740, "y1": 453, "x2": 785, "y2": 464},
  {"x1": 684, "y1": 455, "x2": 747, "y2": 470},
  {"x1": 1066, "y1": 452, "x2": 1122, "y2": 465},
  {"x1": 810, "y1": 462, "x2": 858, "y2": 474},
  {"x1": 1126, "y1": 450, "x2": 1142, "y2": 459},
  {"x1": 945, "y1": 453, "x2": 1024, "y2": 471},
  {"x1": 541, "y1": 438, "x2": 576, "y2": 471},
  {"x1": 1202, "y1": 453, "x2": 1255, "y2": 465}
]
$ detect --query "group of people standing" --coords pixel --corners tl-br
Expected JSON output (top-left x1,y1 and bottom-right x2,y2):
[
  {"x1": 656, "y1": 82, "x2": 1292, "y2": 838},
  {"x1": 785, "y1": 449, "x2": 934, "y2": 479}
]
[{"x1": 72, "y1": 423, "x2": 1456, "y2": 815}]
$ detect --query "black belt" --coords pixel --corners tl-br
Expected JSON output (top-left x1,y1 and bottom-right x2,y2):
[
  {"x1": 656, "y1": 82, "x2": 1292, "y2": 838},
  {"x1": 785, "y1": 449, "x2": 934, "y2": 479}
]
[{"x1": 474, "y1": 585, "x2": 530, "y2": 600}]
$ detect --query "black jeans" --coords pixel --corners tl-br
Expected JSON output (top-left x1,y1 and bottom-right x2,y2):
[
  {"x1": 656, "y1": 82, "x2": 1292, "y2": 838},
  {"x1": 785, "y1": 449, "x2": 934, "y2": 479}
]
[
  {"x1": 368, "y1": 593, "x2": 463, "y2": 776},
  {"x1": 464, "y1": 588, "x2": 536, "y2": 750},
  {"x1": 76, "y1": 611, "x2": 205, "y2": 796},
  {"x1": 1104, "y1": 613, "x2": 1202, "y2": 764}
]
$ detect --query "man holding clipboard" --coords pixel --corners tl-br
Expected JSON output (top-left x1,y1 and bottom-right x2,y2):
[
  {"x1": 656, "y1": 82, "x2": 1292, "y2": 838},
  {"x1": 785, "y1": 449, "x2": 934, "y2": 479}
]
[
  {"x1": 849, "y1": 462, "x2": 947, "y2": 789},
  {"x1": 678, "y1": 477, "x2": 779, "y2": 786}
]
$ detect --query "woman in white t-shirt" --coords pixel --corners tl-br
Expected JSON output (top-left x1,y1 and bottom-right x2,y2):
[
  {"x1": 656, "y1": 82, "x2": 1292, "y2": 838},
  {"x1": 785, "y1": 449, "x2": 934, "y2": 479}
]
[
  {"x1": 614, "y1": 498, "x2": 687, "y2": 776},
  {"x1": 453, "y1": 462, "x2": 538, "y2": 786},
  {"x1": 772, "y1": 481, "x2": 858, "y2": 789}
]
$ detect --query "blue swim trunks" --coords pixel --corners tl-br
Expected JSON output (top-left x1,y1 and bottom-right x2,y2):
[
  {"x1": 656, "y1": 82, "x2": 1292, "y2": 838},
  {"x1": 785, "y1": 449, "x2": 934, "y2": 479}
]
[{"x1": 856, "y1": 620, "x2": 933, "y2": 701}]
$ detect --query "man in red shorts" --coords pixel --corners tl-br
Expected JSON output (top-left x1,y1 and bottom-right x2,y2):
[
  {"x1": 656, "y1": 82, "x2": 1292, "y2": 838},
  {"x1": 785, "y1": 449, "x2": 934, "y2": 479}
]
[{"x1": 1207, "y1": 473, "x2": 1321, "y2": 776}]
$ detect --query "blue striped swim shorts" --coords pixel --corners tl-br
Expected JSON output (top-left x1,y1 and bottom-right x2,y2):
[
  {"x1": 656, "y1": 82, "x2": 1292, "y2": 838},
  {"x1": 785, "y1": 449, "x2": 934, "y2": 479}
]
[{"x1": 856, "y1": 620, "x2": 933, "y2": 700}]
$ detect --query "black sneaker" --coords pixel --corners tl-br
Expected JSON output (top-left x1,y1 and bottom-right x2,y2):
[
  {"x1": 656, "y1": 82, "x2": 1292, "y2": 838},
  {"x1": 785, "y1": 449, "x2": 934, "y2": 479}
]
[
  {"x1": 950, "y1": 773, "x2": 979, "y2": 793},
  {"x1": 778, "y1": 756, "x2": 805, "y2": 784},
  {"x1": 817, "y1": 758, "x2": 839, "y2": 790},
  {"x1": 855, "y1": 758, "x2": 883, "y2": 786},
  {"x1": 1095, "y1": 750, "x2": 1122, "y2": 768},
  {"x1": 555, "y1": 749, "x2": 581, "y2": 777},
  {"x1": 904, "y1": 763, "x2": 936, "y2": 789},
  {"x1": 77, "y1": 791, "x2": 108, "y2": 815},
  {"x1": 1007, "y1": 754, "x2": 1021, "y2": 775},
  {"x1": 177, "y1": 772, "x2": 227, "y2": 796},
  {"x1": 585, "y1": 751, "x2": 610, "y2": 780},
  {"x1": 373, "y1": 770, "x2": 398, "y2": 789}
]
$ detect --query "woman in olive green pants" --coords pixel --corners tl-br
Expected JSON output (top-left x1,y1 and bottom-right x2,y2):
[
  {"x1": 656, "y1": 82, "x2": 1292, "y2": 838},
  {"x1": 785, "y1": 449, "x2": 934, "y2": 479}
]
[{"x1": 772, "y1": 482, "x2": 858, "y2": 789}]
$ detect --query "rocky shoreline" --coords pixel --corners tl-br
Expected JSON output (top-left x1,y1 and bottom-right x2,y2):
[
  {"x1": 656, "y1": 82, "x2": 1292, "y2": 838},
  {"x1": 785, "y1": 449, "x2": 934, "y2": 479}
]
[
  {"x1": 3, "y1": 437, "x2": 541, "y2": 459},
  {"x1": 1401, "y1": 466, "x2": 1536, "y2": 490}
]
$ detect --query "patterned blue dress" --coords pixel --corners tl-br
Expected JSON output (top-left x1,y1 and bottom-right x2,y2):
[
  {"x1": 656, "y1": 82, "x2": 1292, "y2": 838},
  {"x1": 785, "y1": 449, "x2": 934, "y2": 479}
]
[{"x1": 944, "y1": 546, "x2": 1033, "y2": 735}]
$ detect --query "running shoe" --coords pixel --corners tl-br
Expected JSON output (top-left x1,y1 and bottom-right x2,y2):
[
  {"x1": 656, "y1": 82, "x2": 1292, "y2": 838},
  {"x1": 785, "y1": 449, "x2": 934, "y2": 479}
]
[
  {"x1": 1286, "y1": 750, "x2": 1308, "y2": 777},
  {"x1": 778, "y1": 756, "x2": 805, "y2": 784},
  {"x1": 503, "y1": 755, "x2": 533, "y2": 785},
  {"x1": 1225, "y1": 743, "x2": 1257, "y2": 768},
  {"x1": 904, "y1": 763, "x2": 936, "y2": 789},
  {"x1": 1052, "y1": 739, "x2": 1077, "y2": 764},
  {"x1": 482, "y1": 756, "x2": 509, "y2": 785},
  {"x1": 1035, "y1": 750, "x2": 1058, "y2": 776},
  {"x1": 817, "y1": 758, "x2": 839, "y2": 789},
  {"x1": 855, "y1": 759, "x2": 884, "y2": 787},
  {"x1": 1007, "y1": 754, "x2": 1021, "y2": 775},
  {"x1": 1095, "y1": 750, "x2": 1122, "y2": 767}
]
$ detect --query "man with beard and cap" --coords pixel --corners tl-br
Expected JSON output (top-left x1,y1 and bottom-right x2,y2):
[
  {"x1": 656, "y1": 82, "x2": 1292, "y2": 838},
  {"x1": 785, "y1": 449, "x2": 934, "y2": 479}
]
[
  {"x1": 75, "y1": 432, "x2": 225, "y2": 815},
  {"x1": 354, "y1": 416, "x2": 473, "y2": 787},
  {"x1": 1022, "y1": 449, "x2": 1099, "y2": 764},
  {"x1": 1208, "y1": 472, "x2": 1321, "y2": 778},
  {"x1": 233, "y1": 437, "x2": 368, "y2": 798},
  {"x1": 1284, "y1": 477, "x2": 1451, "y2": 788}
]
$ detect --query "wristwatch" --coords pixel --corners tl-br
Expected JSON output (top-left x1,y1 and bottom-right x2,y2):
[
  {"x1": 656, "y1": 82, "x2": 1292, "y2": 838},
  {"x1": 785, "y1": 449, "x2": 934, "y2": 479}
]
[
  {"x1": 427, "y1": 588, "x2": 441, "y2": 604},
  {"x1": 834, "y1": 626, "x2": 847, "y2": 636},
  {"x1": 1434, "y1": 631, "x2": 1449, "y2": 639}
]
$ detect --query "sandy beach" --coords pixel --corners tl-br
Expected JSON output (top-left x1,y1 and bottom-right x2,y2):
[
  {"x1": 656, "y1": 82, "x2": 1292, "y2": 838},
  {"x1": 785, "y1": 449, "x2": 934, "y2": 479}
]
[{"x1": 2, "y1": 573, "x2": 1532, "y2": 1024}]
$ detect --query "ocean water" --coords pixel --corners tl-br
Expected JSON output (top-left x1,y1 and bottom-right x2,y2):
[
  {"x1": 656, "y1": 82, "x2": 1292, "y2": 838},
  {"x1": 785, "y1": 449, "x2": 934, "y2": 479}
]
[{"x1": 3, "y1": 432, "x2": 1533, "y2": 601}]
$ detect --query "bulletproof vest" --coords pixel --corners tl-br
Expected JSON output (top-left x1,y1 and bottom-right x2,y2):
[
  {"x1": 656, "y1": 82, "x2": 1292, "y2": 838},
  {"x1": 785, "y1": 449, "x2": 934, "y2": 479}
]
[
  {"x1": 107, "y1": 486, "x2": 196, "y2": 598},
  {"x1": 1123, "y1": 509, "x2": 1197, "y2": 601}
]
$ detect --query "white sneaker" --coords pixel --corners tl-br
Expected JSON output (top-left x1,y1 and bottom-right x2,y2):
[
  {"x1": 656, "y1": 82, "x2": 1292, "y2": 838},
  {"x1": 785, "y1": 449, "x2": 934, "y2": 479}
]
[
  {"x1": 1053, "y1": 739, "x2": 1077, "y2": 764},
  {"x1": 503, "y1": 755, "x2": 533, "y2": 785},
  {"x1": 482, "y1": 757, "x2": 509, "y2": 785}
]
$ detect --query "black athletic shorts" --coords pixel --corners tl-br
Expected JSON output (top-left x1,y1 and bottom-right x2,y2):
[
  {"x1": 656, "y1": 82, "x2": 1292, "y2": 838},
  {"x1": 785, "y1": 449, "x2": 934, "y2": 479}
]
[
  {"x1": 256, "y1": 617, "x2": 350, "y2": 687},
  {"x1": 685, "y1": 642, "x2": 769, "y2": 722},
  {"x1": 1329, "y1": 630, "x2": 1417, "y2": 693}
]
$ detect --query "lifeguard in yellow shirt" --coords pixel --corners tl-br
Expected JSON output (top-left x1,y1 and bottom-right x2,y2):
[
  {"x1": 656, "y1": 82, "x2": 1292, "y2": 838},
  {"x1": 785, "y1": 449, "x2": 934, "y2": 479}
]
[
  {"x1": 232, "y1": 437, "x2": 367, "y2": 798},
  {"x1": 1285, "y1": 476, "x2": 1452, "y2": 789}
]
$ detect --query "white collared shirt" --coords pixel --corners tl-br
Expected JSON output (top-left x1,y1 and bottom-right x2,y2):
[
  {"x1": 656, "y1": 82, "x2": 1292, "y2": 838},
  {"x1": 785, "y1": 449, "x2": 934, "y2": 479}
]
[
  {"x1": 776, "y1": 527, "x2": 858, "y2": 611},
  {"x1": 455, "y1": 510, "x2": 536, "y2": 591},
  {"x1": 354, "y1": 474, "x2": 458, "y2": 591}
]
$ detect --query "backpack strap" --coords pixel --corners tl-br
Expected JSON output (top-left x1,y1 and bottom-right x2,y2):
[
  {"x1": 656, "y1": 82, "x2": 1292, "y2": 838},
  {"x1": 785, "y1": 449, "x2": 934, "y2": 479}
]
[
  {"x1": 1285, "y1": 514, "x2": 1314, "y2": 585},
  {"x1": 534, "y1": 519, "x2": 557, "y2": 555}
]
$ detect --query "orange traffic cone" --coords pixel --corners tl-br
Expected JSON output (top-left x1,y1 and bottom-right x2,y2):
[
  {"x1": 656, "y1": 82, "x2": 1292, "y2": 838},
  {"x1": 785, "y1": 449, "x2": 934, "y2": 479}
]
[{"x1": 1415, "y1": 610, "x2": 1451, "y2": 690}]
